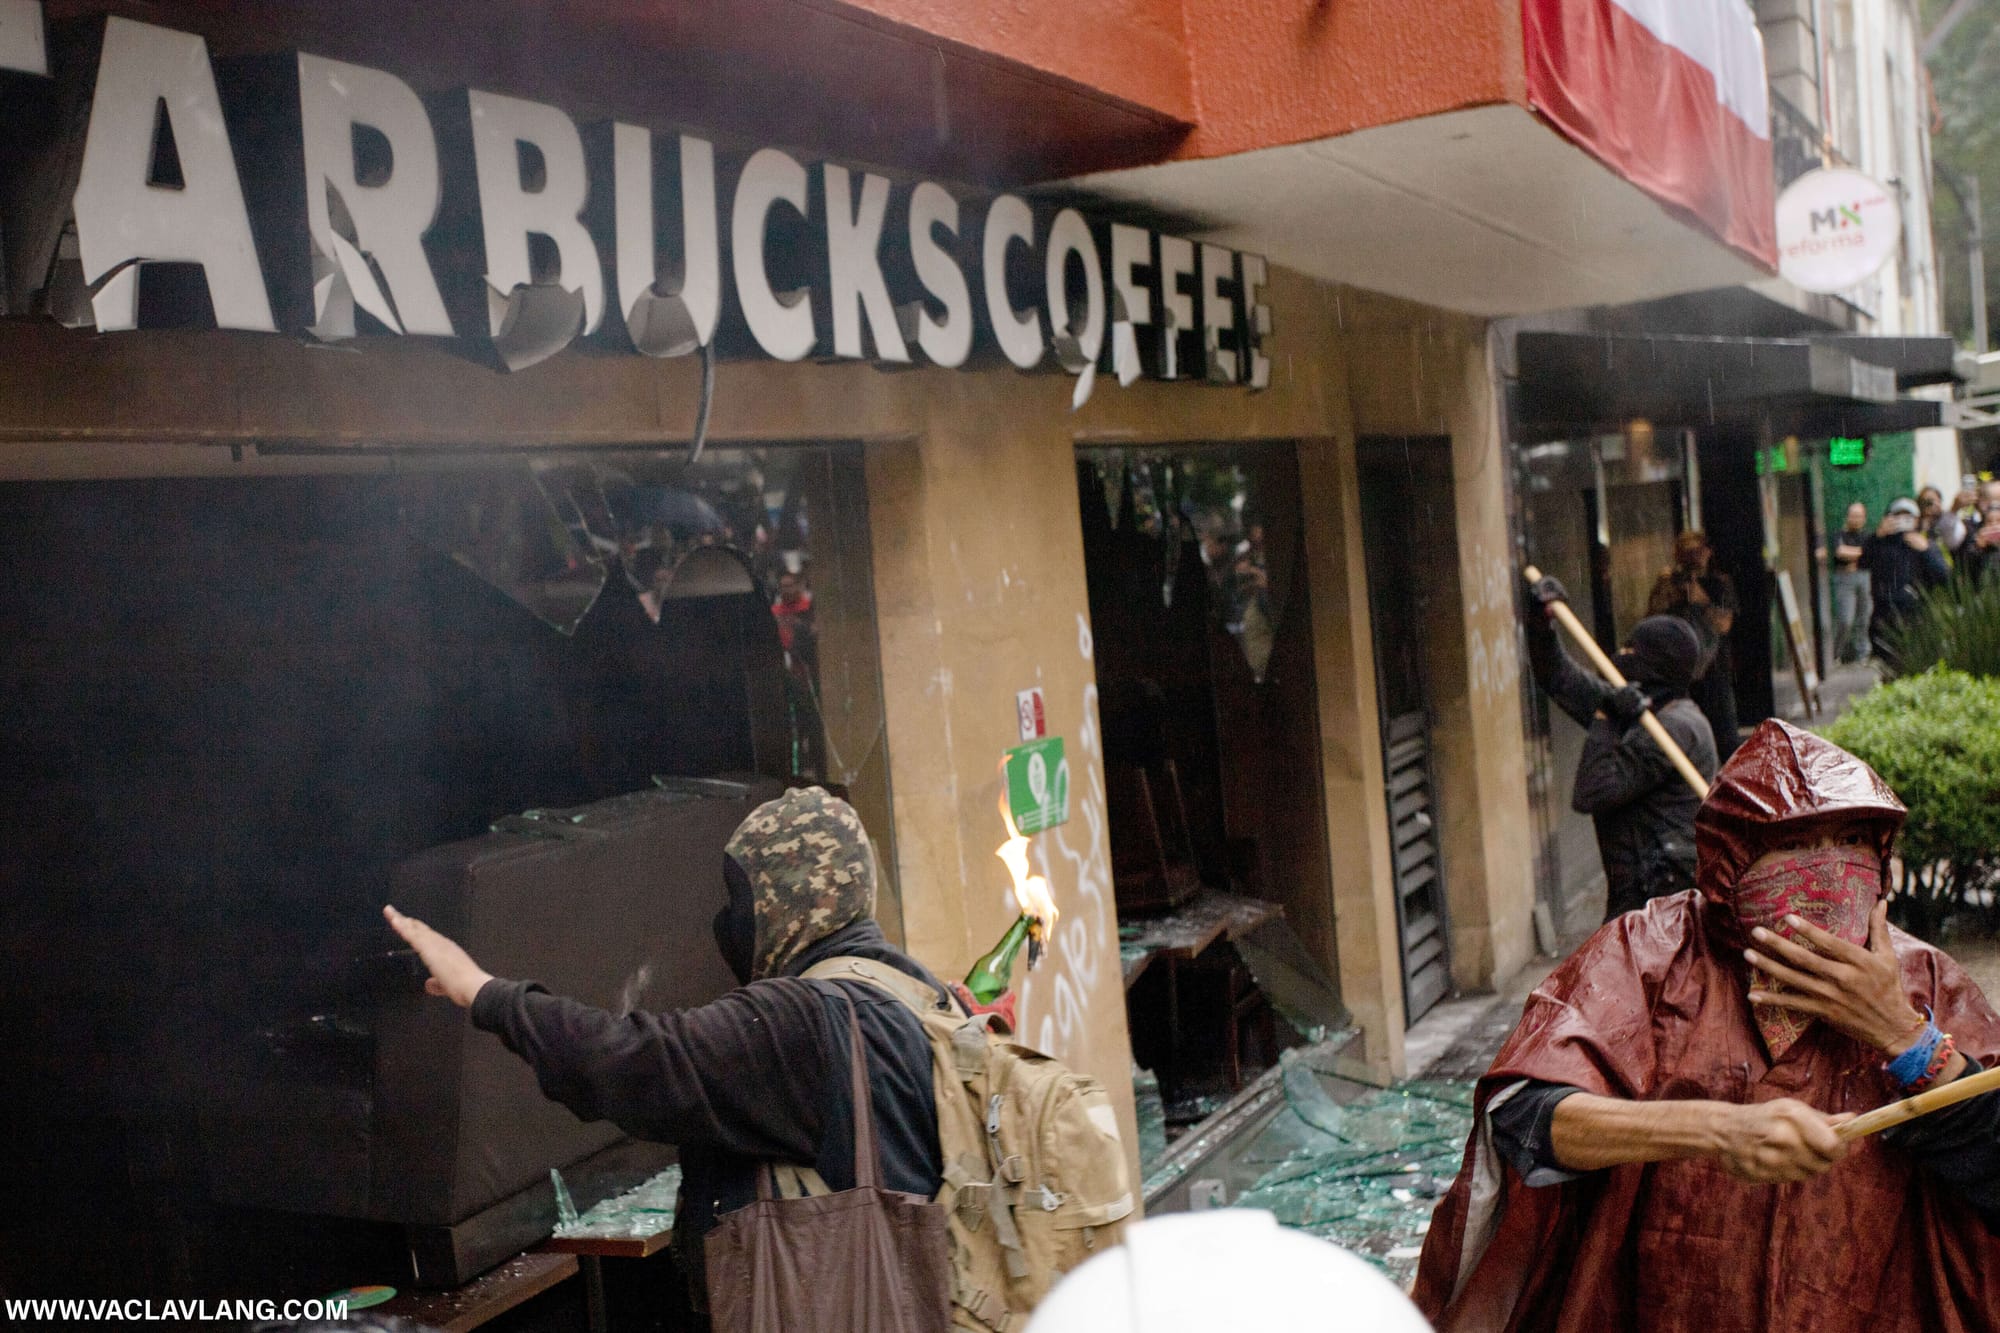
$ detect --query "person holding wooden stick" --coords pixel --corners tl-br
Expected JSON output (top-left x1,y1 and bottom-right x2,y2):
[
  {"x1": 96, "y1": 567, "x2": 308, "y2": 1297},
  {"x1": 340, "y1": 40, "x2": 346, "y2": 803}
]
[
  {"x1": 1414, "y1": 720, "x2": 2000, "y2": 1331},
  {"x1": 1523, "y1": 573, "x2": 1719, "y2": 920}
]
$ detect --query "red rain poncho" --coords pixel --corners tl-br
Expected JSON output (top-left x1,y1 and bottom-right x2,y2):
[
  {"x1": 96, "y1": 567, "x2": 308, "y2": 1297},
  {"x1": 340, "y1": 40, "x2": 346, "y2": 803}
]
[{"x1": 1413, "y1": 720, "x2": 2000, "y2": 1331}]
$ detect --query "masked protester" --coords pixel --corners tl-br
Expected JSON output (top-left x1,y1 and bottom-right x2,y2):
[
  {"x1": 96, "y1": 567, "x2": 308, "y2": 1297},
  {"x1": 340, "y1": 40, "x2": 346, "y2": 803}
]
[
  {"x1": 1524, "y1": 575, "x2": 1719, "y2": 920},
  {"x1": 384, "y1": 787, "x2": 950, "y2": 1325},
  {"x1": 1413, "y1": 721, "x2": 2000, "y2": 1332}
]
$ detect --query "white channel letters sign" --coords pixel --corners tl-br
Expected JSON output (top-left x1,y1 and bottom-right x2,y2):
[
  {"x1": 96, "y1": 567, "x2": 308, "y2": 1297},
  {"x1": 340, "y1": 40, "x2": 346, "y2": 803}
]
[{"x1": 0, "y1": 10, "x2": 1273, "y2": 387}]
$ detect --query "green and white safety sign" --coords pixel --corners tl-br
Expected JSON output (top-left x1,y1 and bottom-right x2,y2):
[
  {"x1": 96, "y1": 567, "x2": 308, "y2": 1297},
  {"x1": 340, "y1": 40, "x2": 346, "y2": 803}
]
[{"x1": 1003, "y1": 736, "x2": 1070, "y2": 833}]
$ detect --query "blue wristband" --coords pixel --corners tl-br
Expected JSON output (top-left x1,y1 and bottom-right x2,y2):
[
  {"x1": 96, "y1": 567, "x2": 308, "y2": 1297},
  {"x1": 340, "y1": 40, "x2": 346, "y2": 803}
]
[{"x1": 1885, "y1": 1009, "x2": 1942, "y2": 1088}]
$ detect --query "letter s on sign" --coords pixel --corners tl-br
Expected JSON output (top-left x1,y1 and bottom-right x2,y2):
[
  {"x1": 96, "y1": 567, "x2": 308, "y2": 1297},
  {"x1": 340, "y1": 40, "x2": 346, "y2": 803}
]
[{"x1": 908, "y1": 181, "x2": 972, "y2": 369}]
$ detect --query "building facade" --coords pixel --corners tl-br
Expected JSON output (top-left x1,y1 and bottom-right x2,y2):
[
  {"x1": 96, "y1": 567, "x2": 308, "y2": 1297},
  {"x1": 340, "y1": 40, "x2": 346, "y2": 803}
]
[
  {"x1": 0, "y1": 0, "x2": 1797, "y2": 1302},
  {"x1": 1507, "y1": 0, "x2": 1965, "y2": 939}
]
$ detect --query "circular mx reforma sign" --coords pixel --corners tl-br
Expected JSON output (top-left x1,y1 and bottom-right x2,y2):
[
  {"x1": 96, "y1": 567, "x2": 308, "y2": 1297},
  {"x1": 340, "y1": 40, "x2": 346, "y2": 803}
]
[{"x1": 1776, "y1": 168, "x2": 1902, "y2": 294}]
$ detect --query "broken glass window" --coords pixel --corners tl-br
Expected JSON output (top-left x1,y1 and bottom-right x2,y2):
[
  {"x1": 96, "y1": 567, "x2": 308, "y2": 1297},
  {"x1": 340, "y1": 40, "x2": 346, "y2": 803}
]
[
  {"x1": 394, "y1": 465, "x2": 609, "y2": 635},
  {"x1": 401, "y1": 445, "x2": 897, "y2": 934}
]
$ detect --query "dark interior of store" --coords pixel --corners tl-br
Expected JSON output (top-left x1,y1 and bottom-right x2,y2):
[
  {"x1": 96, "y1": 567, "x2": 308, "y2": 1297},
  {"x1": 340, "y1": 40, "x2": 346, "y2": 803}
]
[
  {"x1": 1075, "y1": 446, "x2": 1346, "y2": 1138},
  {"x1": 0, "y1": 469, "x2": 810, "y2": 1307}
]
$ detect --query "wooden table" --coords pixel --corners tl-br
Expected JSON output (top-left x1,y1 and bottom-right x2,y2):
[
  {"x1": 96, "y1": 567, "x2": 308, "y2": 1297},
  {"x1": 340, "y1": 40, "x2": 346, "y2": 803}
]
[
  {"x1": 1119, "y1": 888, "x2": 1283, "y2": 1103},
  {"x1": 1120, "y1": 888, "x2": 1280, "y2": 990},
  {"x1": 375, "y1": 1251, "x2": 578, "y2": 1333},
  {"x1": 543, "y1": 1227, "x2": 674, "y2": 1333}
]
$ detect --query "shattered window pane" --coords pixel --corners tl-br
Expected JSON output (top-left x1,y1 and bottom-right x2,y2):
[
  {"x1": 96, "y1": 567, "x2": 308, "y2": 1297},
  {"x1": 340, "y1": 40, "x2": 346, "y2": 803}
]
[
  {"x1": 396, "y1": 445, "x2": 900, "y2": 936},
  {"x1": 394, "y1": 466, "x2": 608, "y2": 635}
]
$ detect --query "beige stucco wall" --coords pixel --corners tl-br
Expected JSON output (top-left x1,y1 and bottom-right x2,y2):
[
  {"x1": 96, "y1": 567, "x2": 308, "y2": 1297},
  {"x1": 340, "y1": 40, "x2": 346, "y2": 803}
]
[{"x1": 0, "y1": 264, "x2": 1539, "y2": 1154}]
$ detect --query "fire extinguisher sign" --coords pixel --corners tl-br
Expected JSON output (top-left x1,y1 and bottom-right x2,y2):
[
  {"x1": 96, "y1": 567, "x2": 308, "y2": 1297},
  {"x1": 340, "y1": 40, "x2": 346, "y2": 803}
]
[{"x1": 1015, "y1": 687, "x2": 1047, "y2": 742}]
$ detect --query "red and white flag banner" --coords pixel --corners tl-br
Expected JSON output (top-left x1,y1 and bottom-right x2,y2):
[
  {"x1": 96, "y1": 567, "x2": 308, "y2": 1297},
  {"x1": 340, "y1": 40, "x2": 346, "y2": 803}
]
[{"x1": 1524, "y1": 0, "x2": 1777, "y2": 269}]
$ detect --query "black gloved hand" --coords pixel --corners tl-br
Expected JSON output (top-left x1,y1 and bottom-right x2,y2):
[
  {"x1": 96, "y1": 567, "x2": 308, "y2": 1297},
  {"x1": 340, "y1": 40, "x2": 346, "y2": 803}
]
[
  {"x1": 1605, "y1": 683, "x2": 1648, "y2": 728},
  {"x1": 1527, "y1": 574, "x2": 1569, "y2": 612}
]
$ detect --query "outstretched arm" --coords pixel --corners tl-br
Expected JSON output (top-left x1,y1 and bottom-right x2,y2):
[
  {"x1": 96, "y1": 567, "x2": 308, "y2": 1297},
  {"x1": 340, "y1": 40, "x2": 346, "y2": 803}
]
[
  {"x1": 1523, "y1": 576, "x2": 1615, "y2": 728},
  {"x1": 384, "y1": 904, "x2": 826, "y2": 1158},
  {"x1": 1549, "y1": 1093, "x2": 1852, "y2": 1183}
]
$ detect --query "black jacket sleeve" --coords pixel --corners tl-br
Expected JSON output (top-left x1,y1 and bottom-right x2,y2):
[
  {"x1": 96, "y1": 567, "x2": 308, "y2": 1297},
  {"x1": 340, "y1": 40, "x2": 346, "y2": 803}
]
[
  {"x1": 1881, "y1": 1055, "x2": 2000, "y2": 1222},
  {"x1": 1488, "y1": 1079, "x2": 1584, "y2": 1187},
  {"x1": 469, "y1": 976, "x2": 830, "y2": 1161},
  {"x1": 1920, "y1": 540, "x2": 1950, "y2": 587},
  {"x1": 1525, "y1": 614, "x2": 1612, "y2": 730},
  {"x1": 1571, "y1": 718, "x2": 1680, "y2": 815}
]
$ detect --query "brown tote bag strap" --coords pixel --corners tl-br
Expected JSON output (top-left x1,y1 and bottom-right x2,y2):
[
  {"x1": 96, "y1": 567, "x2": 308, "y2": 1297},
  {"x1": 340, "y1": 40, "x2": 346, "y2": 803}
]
[
  {"x1": 753, "y1": 995, "x2": 882, "y2": 1200},
  {"x1": 843, "y1": 995, "x2": 882, "y2": 1191}
]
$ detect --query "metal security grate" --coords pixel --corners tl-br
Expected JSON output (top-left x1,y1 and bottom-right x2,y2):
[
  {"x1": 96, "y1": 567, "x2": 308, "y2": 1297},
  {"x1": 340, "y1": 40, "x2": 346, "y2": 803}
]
[{"x1": 1385, "y1": 711, "x2": 1451, "y2": 1022}]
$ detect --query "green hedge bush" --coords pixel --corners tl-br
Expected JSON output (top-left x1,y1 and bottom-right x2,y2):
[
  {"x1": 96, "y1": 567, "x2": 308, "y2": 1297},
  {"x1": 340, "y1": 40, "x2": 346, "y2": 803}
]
[{"x1": 1824, "y1": 668, "x2": 2000, "y2": 936}]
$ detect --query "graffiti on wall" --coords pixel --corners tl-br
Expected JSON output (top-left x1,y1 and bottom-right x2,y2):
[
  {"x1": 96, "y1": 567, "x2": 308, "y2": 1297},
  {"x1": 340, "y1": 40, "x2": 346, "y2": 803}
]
[
  {"x1": 1014, "y1": 612, "x2": 1114, "y2": 1062},
  {"x1": 1465, "y1": 547, "x2": 1520, "y2": 709}
]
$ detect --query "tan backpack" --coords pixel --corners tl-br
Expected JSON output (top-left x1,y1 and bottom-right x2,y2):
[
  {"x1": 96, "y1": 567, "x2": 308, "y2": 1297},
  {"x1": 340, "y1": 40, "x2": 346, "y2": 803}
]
[{"x1": 804, "y1": 956, "x2": 1135, "y2": 1331}]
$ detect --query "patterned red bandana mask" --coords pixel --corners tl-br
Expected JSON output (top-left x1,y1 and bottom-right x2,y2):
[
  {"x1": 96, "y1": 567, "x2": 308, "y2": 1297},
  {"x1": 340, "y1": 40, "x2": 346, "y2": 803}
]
[{"x1": 1733, "y1": 844, "x2": 1882, "y2": 1059}]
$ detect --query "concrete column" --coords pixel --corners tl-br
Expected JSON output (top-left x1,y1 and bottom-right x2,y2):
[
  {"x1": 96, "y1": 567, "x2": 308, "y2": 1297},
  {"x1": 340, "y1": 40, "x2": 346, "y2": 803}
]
[
  {"x1": 1433, "y1": 331, "x2": 1537, "y2": 991},
  {"x1": 1298, "y1": 430, "x2": 1407, "y2": 1081}
]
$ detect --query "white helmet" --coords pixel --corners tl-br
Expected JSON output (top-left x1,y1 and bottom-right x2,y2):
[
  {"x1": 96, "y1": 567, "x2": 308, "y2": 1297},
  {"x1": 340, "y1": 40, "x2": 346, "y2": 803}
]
[{"x1": 1024, "y1": 1210, "x2": 1433, "y2": 1332}]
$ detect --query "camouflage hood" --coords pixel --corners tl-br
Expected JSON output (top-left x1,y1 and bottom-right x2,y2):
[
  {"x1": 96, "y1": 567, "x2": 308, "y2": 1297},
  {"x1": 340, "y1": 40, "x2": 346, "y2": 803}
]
[{"x1": 724, "y1": 786, "x2": 877, "y2": 980}]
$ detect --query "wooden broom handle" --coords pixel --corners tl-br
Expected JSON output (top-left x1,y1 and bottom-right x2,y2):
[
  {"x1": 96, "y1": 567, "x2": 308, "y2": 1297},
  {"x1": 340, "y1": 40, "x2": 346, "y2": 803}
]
[
  {"x1": 1523, "y1": 566, "x2": 1711, "y2": 800},
  {"x1": 1836, "y1": 1063, "x2": 2000, "y2": 1141}
]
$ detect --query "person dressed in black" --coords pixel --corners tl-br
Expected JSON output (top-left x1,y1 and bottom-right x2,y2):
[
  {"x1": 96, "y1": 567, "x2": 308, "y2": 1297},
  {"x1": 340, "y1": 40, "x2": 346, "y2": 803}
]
[
  {"x1": 1863, "y1": 496, "x2": 1948, "y2": 659},
  {"x1": 385, "y1": 786, "x2": 948, "y2": 1323},
  {"x1": 1646, "y1": 531, "x2": 1741, "y2": 761},
  {"x1": 1525, "y1": 575, "x2": 1720, "y2": 921}
]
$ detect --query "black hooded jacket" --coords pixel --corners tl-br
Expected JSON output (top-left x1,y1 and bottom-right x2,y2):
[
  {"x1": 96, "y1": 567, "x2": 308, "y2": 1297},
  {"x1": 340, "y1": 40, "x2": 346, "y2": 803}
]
[
  {"x1": 469, "y1": 787, "x2": 949, "y2": 1316},
  {"x1": 473, "y1": 920, "x2": 948, "y2": 1310},
  {"x1": 1527, "y1": 614, "x2": 1720, "y2": 919}
]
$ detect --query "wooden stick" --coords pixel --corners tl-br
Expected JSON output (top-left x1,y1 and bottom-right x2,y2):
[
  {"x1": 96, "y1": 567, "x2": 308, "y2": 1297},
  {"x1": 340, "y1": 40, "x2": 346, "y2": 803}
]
[
  {"x1": 1522, "y1": 566, "x2": 1711, "y2": 800},
  {"x1": 1836, "y1": 1063, "x2": 2000, "y2": 1141}
]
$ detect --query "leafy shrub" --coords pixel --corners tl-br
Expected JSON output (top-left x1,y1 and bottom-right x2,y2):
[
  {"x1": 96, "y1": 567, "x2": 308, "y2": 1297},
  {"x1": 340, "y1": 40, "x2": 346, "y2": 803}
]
[
  {"x1": 1881, "y1": 575, "x2": 2000, "y2": 679},
  {"x1": 1824, "y1": 668, "x2": 2000, "y2": 936}
]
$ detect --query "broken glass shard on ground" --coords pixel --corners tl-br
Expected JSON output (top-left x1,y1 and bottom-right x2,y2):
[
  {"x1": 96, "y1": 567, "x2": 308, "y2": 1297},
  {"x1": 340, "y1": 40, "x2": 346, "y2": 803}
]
[
  {"x1": 1135, "y1": 1066, "x2": 1170, "y2": 1175},
  {"x1": 552, "y1": 1165, "x2": 682, "y2": 1240},
  {"x1": 550, "y1": 1167, "x2": 580, "y2": 1228},
  {"x1": 1229, "y1": 1054, "x2": 1473, "y2": 1290}
]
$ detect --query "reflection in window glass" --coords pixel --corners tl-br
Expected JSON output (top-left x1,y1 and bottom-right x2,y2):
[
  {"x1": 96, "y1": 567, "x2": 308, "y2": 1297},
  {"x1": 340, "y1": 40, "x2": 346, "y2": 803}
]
[{"x1": 1081, "y1": 447, "x2": 1294, "y2": 681}]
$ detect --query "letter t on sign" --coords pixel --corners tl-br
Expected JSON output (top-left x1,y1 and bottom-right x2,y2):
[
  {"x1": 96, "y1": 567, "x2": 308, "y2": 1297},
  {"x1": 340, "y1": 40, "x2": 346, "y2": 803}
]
[{"x1": 0, "y1": 0, "x2": 46, "y2": 75}]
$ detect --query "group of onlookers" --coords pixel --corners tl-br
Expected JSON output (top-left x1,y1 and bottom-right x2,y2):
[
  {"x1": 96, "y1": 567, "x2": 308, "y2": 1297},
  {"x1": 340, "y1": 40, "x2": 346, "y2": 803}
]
[{"x1": 1829, "y1": 476, "x2": 2000, "y2": 663}]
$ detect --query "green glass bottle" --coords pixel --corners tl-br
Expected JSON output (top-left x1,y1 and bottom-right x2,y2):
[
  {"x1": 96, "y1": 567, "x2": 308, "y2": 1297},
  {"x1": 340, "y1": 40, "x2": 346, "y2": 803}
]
[{"x1": 963, "y1": 915, "x2": 1031, "y2": 1006}]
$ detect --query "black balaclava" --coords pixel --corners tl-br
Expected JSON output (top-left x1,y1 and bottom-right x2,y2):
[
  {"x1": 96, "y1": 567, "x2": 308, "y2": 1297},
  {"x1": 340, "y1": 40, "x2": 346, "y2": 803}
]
[
  {"x1": 1615, "y1": 614, "x2": 1702, "y2": 703},
  {"x1": 713, "y1": 854, "x2": 757, "y2": 986}
]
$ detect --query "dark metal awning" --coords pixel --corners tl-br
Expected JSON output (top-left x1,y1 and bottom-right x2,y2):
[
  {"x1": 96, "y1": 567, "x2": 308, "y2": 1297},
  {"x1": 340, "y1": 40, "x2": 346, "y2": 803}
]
[
  {"x1": 1516, "y1": 331, "x2": 1947, "y2": 442},
  {"x1": 1804, "y1": 334, "x2": 1974, "y2": 389}
]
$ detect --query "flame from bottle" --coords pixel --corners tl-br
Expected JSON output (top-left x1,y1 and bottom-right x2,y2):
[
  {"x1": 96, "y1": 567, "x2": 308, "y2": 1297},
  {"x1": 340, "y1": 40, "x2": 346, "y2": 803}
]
[{"x1": 996, "y1": 787, "x2": 1060, "y2": 945}]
